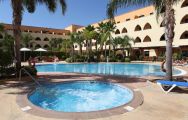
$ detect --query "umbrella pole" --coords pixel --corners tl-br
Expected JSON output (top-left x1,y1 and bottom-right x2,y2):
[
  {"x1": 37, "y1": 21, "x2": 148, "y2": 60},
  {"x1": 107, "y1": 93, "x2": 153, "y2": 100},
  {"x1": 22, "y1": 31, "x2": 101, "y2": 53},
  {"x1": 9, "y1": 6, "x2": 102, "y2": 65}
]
[
  {"x1": 40, "y1": 52, "x2": 41, "y2": 61},
  {"x1": 24, "y1": 51, "x2": 25, "y2": 62}
]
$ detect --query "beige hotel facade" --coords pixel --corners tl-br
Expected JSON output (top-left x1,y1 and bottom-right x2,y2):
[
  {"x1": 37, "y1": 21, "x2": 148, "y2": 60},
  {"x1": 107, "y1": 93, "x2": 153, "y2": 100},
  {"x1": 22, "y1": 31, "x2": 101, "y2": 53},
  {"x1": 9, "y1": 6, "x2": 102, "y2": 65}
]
[
  {"x1": 0, "y1": 0, "x2": 188, "y2": 59},
  {"x1": 76, "y1": 0, "x2": 188, "y2": 60}
]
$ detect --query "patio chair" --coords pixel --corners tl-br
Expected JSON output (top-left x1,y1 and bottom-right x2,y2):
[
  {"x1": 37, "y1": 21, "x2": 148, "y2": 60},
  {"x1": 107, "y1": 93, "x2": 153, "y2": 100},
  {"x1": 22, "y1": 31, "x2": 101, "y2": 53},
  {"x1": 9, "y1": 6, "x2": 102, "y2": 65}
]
[{"x1": 156, "y1": 80, "x2": 188, "y2": 94}]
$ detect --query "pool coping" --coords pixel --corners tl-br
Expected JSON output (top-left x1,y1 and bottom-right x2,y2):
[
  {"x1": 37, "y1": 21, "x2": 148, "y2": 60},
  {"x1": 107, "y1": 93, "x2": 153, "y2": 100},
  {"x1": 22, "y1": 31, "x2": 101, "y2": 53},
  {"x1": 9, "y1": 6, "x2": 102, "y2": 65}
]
[{"x1": 16, "y1": 80, "x2": 144, "y2": 119}]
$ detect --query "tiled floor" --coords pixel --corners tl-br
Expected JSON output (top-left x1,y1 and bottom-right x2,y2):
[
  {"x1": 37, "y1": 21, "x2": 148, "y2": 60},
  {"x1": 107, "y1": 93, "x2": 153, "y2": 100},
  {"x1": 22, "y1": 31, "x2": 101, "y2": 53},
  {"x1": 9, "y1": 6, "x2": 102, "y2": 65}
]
[{"x1": 0, "y1": 65, "x2": 188, "y2": 120}]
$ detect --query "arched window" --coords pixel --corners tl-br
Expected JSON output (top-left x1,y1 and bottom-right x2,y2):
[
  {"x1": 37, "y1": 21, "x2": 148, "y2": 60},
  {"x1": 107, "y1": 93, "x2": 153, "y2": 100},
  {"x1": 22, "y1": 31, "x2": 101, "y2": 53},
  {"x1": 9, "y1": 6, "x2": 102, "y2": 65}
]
[
  {"x1": 160, "y1": 20, "x2": 165, "y2": 27},
  {"x1": 160, "y1": 7, "x2": 165, "y2": 13},
  {"x1": 115, "y1": 29, "x2": 120, "y2": 34},
  {"x1": 0, "y1": 42, "x2": 3, "y2": 47},
  {"x1": 134, "y1": 25, "x2": 142, "y2": 31},
  {"x1": 30, "y1": 44, "x2": 33, "y2": 48},
  {"x1": 0, "y1": 34, "x2": 3, "y2": 39},
  {"x1": 35, "y1": 44, "x2": 41, "y2": 49},
  {"x1": 143, "y1": 36, "x2": 151, "y2": 42},
  {"x1": 160, "y1": 34, "x2": 165, "y2": 41},
  {"x1": 35, "y1": 37, "x2": 41, "y2": 41},
  {"x1": 134, "y1": 16, "x2": 139, "y2": 19},
  {"x1": 44, "y1": 37, "x2": 49, "y2": 41},
  {"x1": 143, "y1": 23, "x2": 152, "y2": 30},
  {"x1": 181, "y1": 0, "x2": 188, "y2": 8},
  {"x1": 43, "y1": 44, "x2": 49, "y2": 49},
  {"x1": 122, "y1": 28, "x2": 128, "y2": 33},
  {"x1": 74, "y1": 45, "x2": 78, "y2": 48},
  {"x1": 134, "y1": 37, "x2": 141, "y2": 43},
  {"x1": 180, "y1": 31, "x2": 188, "y2": 39},
  {"x1": 180, "y1": 14, "x2": 188, "y2": 24}
]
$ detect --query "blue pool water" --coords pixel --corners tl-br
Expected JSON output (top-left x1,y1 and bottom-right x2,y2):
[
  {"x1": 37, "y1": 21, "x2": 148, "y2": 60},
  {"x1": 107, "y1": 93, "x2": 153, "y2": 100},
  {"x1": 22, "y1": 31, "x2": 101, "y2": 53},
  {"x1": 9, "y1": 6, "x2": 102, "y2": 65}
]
[
  {"x1": 28, "y1": 81, "x2": 133, "y2": 112},
  {"x1": 36, "y1": 63, "x2": 182, "y2": 76}
]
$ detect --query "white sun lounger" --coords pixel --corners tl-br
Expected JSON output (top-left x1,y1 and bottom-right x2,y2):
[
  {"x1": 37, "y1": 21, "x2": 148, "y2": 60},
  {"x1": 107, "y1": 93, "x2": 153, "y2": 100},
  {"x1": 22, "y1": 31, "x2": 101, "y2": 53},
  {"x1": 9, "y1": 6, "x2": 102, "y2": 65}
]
[{"x1": 157, "y1": 80, "x2": 188, "y2": 94}]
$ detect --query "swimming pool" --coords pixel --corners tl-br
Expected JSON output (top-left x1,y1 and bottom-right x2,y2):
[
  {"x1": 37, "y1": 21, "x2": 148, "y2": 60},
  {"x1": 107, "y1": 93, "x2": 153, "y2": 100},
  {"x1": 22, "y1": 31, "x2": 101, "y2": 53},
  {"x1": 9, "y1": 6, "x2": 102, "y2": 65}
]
[
  {"x1": 36, "y1": 63, "x2": 183, "y2": 76},
  {"x1": 28, "y1": 81, "x2": 133, "y2": 112}
]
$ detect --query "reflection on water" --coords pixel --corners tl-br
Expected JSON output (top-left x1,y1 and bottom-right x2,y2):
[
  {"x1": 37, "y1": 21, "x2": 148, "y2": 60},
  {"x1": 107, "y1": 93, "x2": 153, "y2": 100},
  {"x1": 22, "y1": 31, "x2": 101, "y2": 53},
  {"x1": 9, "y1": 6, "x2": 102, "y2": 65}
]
[{"x1": 36, "y1": 63, "x2": 181, "y2": 76}]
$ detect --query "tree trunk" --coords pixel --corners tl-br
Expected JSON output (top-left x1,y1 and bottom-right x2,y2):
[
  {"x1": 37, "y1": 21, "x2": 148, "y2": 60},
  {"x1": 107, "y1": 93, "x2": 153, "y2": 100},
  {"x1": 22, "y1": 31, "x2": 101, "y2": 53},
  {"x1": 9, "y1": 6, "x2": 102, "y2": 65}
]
[
  {"x1": 113, "y1": 46, "x2": 116, "y2": 58},
  {"x1": 79, "y1": 44, "x2": 82, "y2": 55},
  {"x1": 165, "y1": 1, "x2": 175, "y2": 80},
  {"x1": 12, "y1": 0, "x2": 22, "y2": 71},
  {"x1": 104, "y1": 43, "x2": 107, "y2": 59}
]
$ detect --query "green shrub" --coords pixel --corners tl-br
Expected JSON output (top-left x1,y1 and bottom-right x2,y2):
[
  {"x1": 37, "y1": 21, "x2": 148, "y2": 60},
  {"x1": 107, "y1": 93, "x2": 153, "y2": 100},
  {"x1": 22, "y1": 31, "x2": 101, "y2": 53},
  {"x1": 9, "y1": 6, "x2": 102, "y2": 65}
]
[
  {"x1": 22, "y1": 66, "x2": 37, "y2": 76},
  {"x1": 0, "y1": 67, "x2": 16, "y2": 78},
  {"x1": 109, "y1": 57, "x2": 117, "y2": 62},
  {"x1": 65, "y1": 57, "x2": 73, "y2": 63},
  {"x1": 0, "y1": 50, "x2": 13, "y2": 68},
  {"x1": 125, "y1": 58, "x2": 131, "y2": 62},
  {"x1": 75, "y1": 56, "x2": 85, "y2": 62},
  {"x1": 0, "y1": 66, "x2": 37, "y2": 79}
]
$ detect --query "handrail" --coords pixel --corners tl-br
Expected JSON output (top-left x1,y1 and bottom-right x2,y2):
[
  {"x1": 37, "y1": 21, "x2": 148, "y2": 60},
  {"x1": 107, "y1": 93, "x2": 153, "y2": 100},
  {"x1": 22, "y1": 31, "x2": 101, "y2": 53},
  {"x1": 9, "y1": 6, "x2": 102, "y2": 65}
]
[{"x1": 19, "y1": 68, "x2": 42, "y2": 87}]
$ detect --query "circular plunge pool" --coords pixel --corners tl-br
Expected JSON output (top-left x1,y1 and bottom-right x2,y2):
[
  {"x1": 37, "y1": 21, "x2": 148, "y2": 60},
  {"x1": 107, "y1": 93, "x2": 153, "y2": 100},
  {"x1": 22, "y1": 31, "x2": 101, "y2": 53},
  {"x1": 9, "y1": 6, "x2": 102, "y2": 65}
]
[{"x1": 28, "y1": 81, "x2": 134, "y2": 112}]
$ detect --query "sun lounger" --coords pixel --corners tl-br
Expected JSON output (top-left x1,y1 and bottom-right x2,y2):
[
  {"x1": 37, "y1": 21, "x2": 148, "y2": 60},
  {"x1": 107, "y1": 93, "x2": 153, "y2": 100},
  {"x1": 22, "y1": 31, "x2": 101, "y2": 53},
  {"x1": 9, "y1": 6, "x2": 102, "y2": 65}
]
[{"x1": 157, "y1": 80, "x2": 188, "y2": 94}]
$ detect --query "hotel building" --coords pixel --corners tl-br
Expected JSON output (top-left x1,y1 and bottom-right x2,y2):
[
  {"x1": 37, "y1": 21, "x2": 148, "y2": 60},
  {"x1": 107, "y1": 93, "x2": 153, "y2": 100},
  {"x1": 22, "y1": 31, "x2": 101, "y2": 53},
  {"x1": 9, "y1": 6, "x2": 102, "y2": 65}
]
[
  {"x1": 0, "y1": 24, "x2": 83, "y2": 50},
  {"x1": 75, "y1": 0, "x2": 188, "y2": 60},
  {"x1": 0, "y1": 0, "x2": 188, "y2": 60}
]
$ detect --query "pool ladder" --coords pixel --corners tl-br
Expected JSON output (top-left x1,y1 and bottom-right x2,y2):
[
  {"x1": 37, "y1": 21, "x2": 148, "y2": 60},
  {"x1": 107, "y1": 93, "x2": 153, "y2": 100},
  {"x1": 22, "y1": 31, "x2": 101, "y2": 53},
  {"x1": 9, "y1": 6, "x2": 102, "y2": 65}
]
[{"x1": 19, "y1": 68, "x2": 42, "y2": 87}]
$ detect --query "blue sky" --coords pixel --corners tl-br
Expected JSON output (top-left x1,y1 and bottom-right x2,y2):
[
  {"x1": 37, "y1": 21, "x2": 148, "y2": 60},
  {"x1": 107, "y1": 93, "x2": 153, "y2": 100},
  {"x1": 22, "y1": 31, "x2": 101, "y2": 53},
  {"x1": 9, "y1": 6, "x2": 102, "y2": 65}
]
[{"x1": 0, "y1": 0, "x2": 147, "y2": 29}]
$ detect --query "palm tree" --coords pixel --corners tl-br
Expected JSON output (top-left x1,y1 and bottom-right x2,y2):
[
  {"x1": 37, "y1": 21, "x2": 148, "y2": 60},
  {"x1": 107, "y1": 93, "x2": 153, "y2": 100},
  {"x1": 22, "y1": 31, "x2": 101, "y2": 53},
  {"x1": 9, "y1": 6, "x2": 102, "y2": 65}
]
[
  {"x1": 60, "y1": 39, "x2": 72, "y2": 57},
  {"x1": 0, "y1": 0, "x2": 67, "y2": 71},
  {"x1": 74, "y1": 31, "x2": 84, "y2": 55},
  {"x1": 50, "y1": 38, "x2": 64, "y2": 51},
  {"x1": 97, "y1": 21, "x2": 116, "y2": 59},
  {"x1": 112, "y1": 36, "x2": 121, "y2": 57},
  {"x1": 83, "y1": 25, "x2": 96, "y2": 62},
  {"x1": 119, "y1": 35, "x2": 134, "y2": 58},
  {"x1": 21, "y1": 33, "x2": 33, "y2": 48},
  {"x1": 107, "y1": 0, "x2": 178, "y2": 80},
  {"x1": 0, "y1": 23, "x2": 4, "y2": 32}
]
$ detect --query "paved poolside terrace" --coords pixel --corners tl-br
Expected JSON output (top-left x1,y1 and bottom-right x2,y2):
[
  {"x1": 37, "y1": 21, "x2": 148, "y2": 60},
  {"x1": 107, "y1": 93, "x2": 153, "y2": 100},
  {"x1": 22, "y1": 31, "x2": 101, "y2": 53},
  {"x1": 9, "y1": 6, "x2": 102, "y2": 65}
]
[{"x1": 0, "y1": 62, "x2": 188, "y2": 120}]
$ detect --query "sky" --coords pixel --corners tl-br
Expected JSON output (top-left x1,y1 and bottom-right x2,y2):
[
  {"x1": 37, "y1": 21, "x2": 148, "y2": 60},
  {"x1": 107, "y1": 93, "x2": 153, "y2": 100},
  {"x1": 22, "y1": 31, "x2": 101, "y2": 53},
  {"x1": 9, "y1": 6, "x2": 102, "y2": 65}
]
[{"x1": 0, "y1": 0, "x2": 147, "y2": 29}]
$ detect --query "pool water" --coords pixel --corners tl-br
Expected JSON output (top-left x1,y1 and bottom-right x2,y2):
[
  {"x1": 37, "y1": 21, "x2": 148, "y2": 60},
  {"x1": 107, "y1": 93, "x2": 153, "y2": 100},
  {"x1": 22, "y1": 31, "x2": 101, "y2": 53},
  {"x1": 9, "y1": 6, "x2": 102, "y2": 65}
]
[
  {"x1": 28, "y1": 81, "x2": 133, "y2": 112},
  {"x1": 36, "y1": 63, "x2": 182, "y2": 76}
]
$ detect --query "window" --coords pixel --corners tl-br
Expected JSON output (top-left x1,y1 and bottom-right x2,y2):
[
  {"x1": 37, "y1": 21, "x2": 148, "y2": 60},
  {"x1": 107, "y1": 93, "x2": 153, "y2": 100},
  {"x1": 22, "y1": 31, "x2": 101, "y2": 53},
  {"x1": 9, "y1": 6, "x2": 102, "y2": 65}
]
[
  {"x1": 30, "y1": 44, "x2": 33, "y2": 48},
  {"x1": 35, "y1": 37, "x2": 41, "y2": 41},
  {"x1": 0, "y1": 34, "x2": 3, "y2": 39},
  {"x1": 160, "y1": 34, "x2": 165, "y2": 41},
  {"x1": 182, "y1": 50, "x2": 188, "y2": 57},
  {"x1": 0, "y1": 42, "x2": 3, "y2": 47},
  {"x1": 122, "y1": 28, "x2": 128, "y2": 33},
  {"x1": 115, "y1": 29, "x2": 120, "y2": 34},
  {"x1": 180, "y1": 15, "x2": 188, "y2": 24},
  {"x1": 74, "y1": 45, "x2": 78, "y2": 48},
  {"x1": 180, "y1": 31, "x2": 188, "y2": 39},
  {"x1": 150, "y1": 12, "x2": 154, "y2": 15},
  {"x1": 144, "y1": 51, "x2": 150, "y2": 57},
  {"x1": 143, "y1": 36, "x2": 151, "y2": 42},
  {"x1": 160, "y1": 7, "x2": 165, "y2": 13},
  {"x1": 44, "y1": 37, "x2": 49, "y2": 41},
  {"x1": 160, "y1": 20, "x2": 165, "y2": 27},
  {"x1": 134, "y1": 37, "x2": 141, "y2": 43},
  {"x1": 126, "y1": 18, "x2": 130, "y2": 21},
  {"x1": 181, "y1": 0, "x2": 188, "y2": 8},
  {"x1": 134, "y1": 25, "x2": 142, "y2": 31},
  {"x1": 143, "y1": 23, "x2": 152, "y2": 30},
  {"x1": 43, "y1": 45, "x2": 49, "y2": 49},
  {"x1": 117, "y1": 21, "x2": 120, "y2": 24},
  {"x1": 134, "y1": 16, "x2": 139, "y2": 19},
  {"x1": 139, "y1": 15, "x2": 145, "y2": 18},
  {"x1": 35, "y1": 44, "x2": 41, "y2": 49}
]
